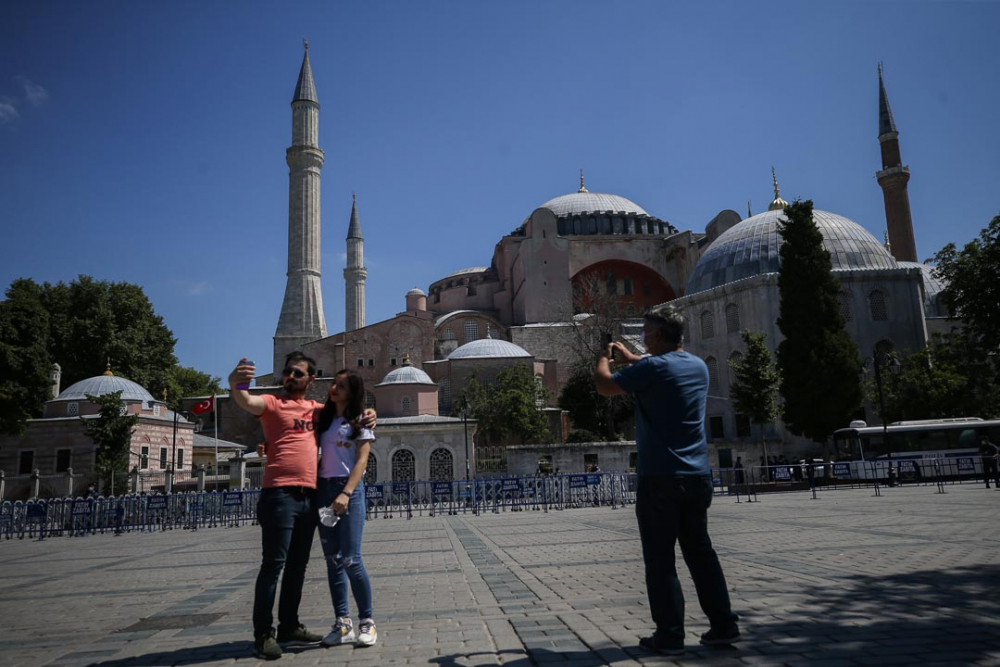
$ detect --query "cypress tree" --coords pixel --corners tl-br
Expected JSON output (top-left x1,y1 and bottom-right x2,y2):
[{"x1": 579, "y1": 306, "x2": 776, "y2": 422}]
[{"x1": 776, "y1": 200, "x2": 863, "y2": 446}]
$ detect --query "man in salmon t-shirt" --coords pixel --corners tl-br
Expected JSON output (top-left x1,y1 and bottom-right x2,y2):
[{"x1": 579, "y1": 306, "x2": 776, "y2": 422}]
[{"x1": 229, "y1": 351, "x2": 375, "y2": 660}]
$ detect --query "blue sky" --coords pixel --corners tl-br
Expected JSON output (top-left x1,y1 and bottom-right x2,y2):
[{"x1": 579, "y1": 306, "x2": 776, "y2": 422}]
[{"x1": 2, "y1": 1, "x2": 999, "y2": 384}]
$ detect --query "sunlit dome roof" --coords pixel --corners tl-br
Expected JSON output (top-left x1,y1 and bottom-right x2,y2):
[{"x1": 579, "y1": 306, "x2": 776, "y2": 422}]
[
  {"x1": 406, "y1": 287, "x2": 426, "y2": 296},
  {"x1": 686, "y1": 208, "x2": 898, "y2": 295},
  {"x1": 448, "y1": 337, "x2": 533, "y2": 360},
  {"x1": 54, "y1": 373, "x2": 155, "y2": 403},
  {"x1": 539, "y1": 192, "x2": 649, "y2": 218},
  {"x1": 377, "y1": 364, "x2": 435, "y2": 387}
]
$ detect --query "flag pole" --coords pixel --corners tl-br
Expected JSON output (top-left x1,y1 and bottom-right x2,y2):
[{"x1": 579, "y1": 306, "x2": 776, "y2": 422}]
[{"x1": 213, "y1": 393, "x2": 219, "y2": 491}]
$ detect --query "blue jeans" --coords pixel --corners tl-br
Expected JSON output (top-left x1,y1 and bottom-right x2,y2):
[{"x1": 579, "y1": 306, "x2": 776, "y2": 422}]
[
  {"x1": 635, "y1": 475, "x2": 738, "y2": 643},
  {"x1": 253, "y1": 487, "x2": 317, "y2": 637},
  {"x1": 317, "y1": 477, "x2": 373, "y2": 620}
]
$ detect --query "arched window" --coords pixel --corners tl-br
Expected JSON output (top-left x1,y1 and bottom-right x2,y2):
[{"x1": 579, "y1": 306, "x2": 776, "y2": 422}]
[
  {"x1": 438, "y1": 378, "x2": 452, "y2": 412},
  {"x1": 464, "y1": 320, "x2": 479, "y2": 343},
  {"x1": 706, "y1": 356, "x2": 720, "y2": 391},
  {"x1": 364, "y1": 452, "x2": 377, "y2": 484},
  {"x1": 401, "y1": 396, "x2": 411, "y2": 413},
  {"x1": 725, "y1": 303, "x2": 740, "y2": 334},
  {"x1": 392, "y1": 449, "x2": 415, "y2": 482},
  {"x1": 839, "y1": 291, "x2": 853, "y2": 323},
  {"x1": 442, "y1": 328, "x2": 456, "y2": 341},
  {"x1": 429, "y1": 448, "x2": 454, "y2": 481},
  {"x1": 869, "y1": 289, "x2": 888, "y2": 321},
  {"x1": 700, "y1": 311, "x2": 715, "y2": 339},
  {"x1": 364, "y1": 391, "x2": 377, "y2": 410}
]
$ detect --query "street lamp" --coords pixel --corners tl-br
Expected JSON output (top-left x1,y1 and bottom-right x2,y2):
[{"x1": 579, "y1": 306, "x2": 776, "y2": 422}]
[
  {"x1": 863, "y1": 348, "x2": 901, "y2": 456},
  {"x1": 460, "y1": 399, "x2": 471, "y2": 481}
]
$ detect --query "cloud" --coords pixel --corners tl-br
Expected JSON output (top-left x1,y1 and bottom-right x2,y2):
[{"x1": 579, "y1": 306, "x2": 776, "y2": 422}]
[
  {"x1": 15, "y1": 76, "x2": 48, "y2": 106},
  {"x1": 188, "y1": 282, "x2": 209, "y2": 296},
  {"x1": 0, "y1": 99, "x2": 18, "y2": 123}
]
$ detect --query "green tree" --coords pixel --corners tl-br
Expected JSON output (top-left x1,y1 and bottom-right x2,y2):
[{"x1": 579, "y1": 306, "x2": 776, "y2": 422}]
[
  {"x1": 82, "y1": 390, "x2": 139, "y2": 492},
  {"x1": 729, "y1": 330, "x2": 781, "y2": 448},
  {"x1": 558, "y1": 366, "x2": 633, "y2": 440},
  {"x1": 933, "y1": 213, "x2": 1000, "y2": 350},
  {"x1": 0, "y1": 279, "x2": 53, "y2": 435},
  {"x1": 43, "y1": 276, "x2": 179, "y2": 394},
  {"x1": 457, "y1": 364, "x2": 552, "y2": 446},
  {"x1": 775, "y1": 200, "x2": 863, "y2": 446},
  {"x1": 871, "y1": 335, "x2": 1000, "y2": 422},
  {"x1": 165, "y1": 365, "x2": 223, "y2": 409}
]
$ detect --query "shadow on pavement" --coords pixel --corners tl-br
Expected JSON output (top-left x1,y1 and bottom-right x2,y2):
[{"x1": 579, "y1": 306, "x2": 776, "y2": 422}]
[{"x1": 85, "y1": 640, "x2": 327, "y2": 666}]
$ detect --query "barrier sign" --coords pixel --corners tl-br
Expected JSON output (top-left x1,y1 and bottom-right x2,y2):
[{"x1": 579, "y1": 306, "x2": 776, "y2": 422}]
[
  {"x1": 957, "y1": 457, "x2": 975, "y2": 473},
  {"x1": 833, "y1": 463, "x2": 851, "y2": 478},
  {"x1": 365, "y1": 485, "x2": 384, "y2": 500},
  {"x1": 72, "y1": 500, "x2": 92, "y2": 516},
  {"x1": 774, "y1": 466, "x2": 791, "y2": 481},
  {"x1": 586, "y1": 474, "x2": 601, "y2": 486},
  {"x1": 222, "y1": 492, "x2": 243, "y2": 507},
  {"x1": 26, "y1": 504, "x2": 47, "y2": 519},
  {"x1": 501, "y1": 479, "x2": 519, "y2": 492},
  {"x1": 146, "y1": 495, "x2": 167, "y2": 511},
  {"x1": 898, "y1": 460, "x2": 917, "y2": 473},
  {"x1": 392, "y1": 482, "x2": 410, "y2": 496},
  {"x1": 569, "y1": 475, "x2": 588, "y2": 489},
  {"x1": 432, "y1": 482, "x2": 452, "y2": 497}
]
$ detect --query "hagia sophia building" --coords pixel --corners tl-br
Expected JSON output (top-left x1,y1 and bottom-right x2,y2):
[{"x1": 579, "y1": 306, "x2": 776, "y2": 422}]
[{"x1": 255, "y1": 44, "x2": 944, "y2": 470}]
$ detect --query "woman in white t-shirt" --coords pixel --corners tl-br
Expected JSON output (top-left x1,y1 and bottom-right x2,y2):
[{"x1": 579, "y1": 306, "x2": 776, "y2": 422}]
[{"x1": 315, "y1": 369, "x2": 378, "y2": 648}]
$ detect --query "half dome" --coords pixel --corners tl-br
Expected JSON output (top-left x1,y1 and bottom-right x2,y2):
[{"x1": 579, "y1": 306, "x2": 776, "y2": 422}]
[
  {"x1": 686, "y1": 208, "x2": 898, "y2": 295},
  {"x1": 448, "y1": 338, "x2": 533, "y2": 360}
]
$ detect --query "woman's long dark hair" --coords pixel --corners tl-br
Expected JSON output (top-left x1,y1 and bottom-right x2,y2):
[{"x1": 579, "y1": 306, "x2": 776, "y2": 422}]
[{"x1": 316, "y1": 369, "x2": 365, "y2": 440}]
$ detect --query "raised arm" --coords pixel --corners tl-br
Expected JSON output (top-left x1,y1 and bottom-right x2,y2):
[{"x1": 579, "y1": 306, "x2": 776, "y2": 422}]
[
  {"x1": 594, "y1": 344, "x2": 626, "y2": 397},
  {"x1": 228, "y1": 358, "x2": 266, "y2": 416}
]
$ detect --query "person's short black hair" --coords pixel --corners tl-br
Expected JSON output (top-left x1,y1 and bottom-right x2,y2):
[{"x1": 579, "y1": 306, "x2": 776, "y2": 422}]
[
  {"x1": 644, "y1": 304, "x2": 684, "y2": 349},
  {"x1": 284, "y1": 351, "x2": 317, "y2": 376}
]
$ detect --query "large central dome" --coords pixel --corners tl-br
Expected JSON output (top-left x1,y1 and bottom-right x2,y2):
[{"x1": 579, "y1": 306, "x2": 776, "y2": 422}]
[
  {"x1": 539, "y1": 192, "x2": 649, "y2": 217},
  {"x1": 686, "y1": 208, "x2": 898, "y2": 295}
]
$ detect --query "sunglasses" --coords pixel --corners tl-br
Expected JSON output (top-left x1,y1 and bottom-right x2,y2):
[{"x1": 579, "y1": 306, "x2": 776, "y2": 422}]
[{"x1": 282, "y1": 368, "x2": 308, "y2": 378}]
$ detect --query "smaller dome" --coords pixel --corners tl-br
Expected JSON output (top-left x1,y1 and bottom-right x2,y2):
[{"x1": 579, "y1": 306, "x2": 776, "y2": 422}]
[
  {"x1": 54, "y1": 374, "x2": 156, "y2": 403},
  {"x1": 448, "y1": 337, "x2": 533, "y2": 360},
  {"x1": 406, "y1": 287, "x2": 426, "y2": 296},
  {"x1": 377, "y1": 364, "x2": 435, "y2": 387}
]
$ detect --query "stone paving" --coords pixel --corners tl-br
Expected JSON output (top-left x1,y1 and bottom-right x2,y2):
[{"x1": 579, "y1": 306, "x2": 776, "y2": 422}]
[{"x1": 1, "y1": 484, "x2": 999, "y2": 667}]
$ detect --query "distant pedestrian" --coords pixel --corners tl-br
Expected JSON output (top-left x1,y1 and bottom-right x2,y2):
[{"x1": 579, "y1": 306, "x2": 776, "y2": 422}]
[
  {"x1": 979, "y1": 437, "x2": 1000, "y2": 489},
  {"x1": 734, "y1": 457, "x2": 745, "y2": 486},
  {"x1": 595, "y1": 304, "x2": 739, "y2": 656}
]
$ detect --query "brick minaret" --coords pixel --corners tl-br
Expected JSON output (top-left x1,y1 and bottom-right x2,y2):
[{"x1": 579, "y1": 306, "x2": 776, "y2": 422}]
[
  {"x1": 274, "y1": 41, "x2": 328, "y2": 373},
  {"x1": 344, "y1": 194, "x2": 367, "y2": 332},
  {"x1": 876, "y1": 64, "x2": 918, "y2": 262}
]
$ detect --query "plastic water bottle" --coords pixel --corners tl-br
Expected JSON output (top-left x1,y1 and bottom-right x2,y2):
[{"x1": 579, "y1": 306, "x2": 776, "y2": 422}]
[{"x1": 318, "y1": 506, "x2": 340, "y2": 527}]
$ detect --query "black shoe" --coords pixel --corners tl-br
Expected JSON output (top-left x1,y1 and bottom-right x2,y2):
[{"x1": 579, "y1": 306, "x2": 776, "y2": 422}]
[
  {"x1": 276, "y1": 623, "x2": 322, "y2": 646},
  {"x1": 253, "y1": 631, "x2": 282, "y2": 660},
  {"x1": 700, "y1": 626, "x2": 741, "y2": 646},
  {"x1": 639, "y1": 635, "x2": 684, "y2": 656}
]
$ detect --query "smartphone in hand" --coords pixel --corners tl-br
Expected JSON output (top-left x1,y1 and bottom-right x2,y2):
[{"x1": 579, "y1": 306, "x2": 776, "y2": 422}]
[{"x1": 603, "y1": 333, "x2": 615, "y2": 360}]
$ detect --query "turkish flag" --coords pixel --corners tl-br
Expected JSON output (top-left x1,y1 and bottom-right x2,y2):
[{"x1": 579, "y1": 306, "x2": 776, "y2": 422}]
[{"x1": 192, "y1": 395, "x2": 215, "y2": 415}]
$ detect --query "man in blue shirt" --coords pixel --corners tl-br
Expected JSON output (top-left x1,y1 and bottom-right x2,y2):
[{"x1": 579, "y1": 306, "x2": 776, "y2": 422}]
[{"x1": 595, "y1": 305, "x2": 739, "y2": 655}]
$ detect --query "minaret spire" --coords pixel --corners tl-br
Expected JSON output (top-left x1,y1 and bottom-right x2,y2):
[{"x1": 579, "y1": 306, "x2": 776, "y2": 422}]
[
  {"x1": 768, "y1": 167, "x2": 789, "y2": 211},
  {"x1": 345, "y1": 194, "x2": 367, "y2": 332},
  {"x1": 578, "y1": 169, "x2": 588, "y2": 193},
  {"x1": 875, "y1": 63, "x2": 917, "y2": 262},
  {"x1": 274, "y1": 43, "x2": 327, "y2": 373}
]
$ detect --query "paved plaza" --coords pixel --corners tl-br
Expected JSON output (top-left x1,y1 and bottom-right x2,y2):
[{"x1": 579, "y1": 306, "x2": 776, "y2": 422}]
[{"x1": 1, "y1": 484, "x2": 998, "y2": 667}]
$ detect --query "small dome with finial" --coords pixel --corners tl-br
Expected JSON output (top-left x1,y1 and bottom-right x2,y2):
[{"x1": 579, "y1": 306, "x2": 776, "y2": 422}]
[{"x1": 768, "y1": 167, "x2": 789, "y2": 211}]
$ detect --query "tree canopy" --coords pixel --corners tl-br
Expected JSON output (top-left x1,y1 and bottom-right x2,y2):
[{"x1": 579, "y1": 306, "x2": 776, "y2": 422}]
[
  {"x1": 558, "y1": 366, "x2": 632, "y2": 441},
  {"x1": 0, "y1": 275, "x2": 221, "y2": 435},
  {"x1": 729, "y1": 330, "x2": 781, "y2": 432},
  {"x1": 457, "y1": 364, "x2": 552, "y2": 446},
  {"x1": 933, "y1": 212, "x2": 1000, "y2": 351},
  {"x1": 775, "y1": 200, "x2": 863, "y2": 444}
]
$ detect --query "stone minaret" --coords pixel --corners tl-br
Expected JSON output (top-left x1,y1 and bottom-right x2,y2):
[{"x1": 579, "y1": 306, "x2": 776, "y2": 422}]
[
  {"x1": 876, "y1": 64, "x2": 918, "y2": 262},
  {"x1": 274, "y1": 41, "x2": 328, "y2": 373},
  {"x1": 344, "y1": 194, "x2": 367, "y2": 332}
]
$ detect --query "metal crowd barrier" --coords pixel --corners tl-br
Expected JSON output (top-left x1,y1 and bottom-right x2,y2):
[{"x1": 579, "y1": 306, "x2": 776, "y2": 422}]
[{"x1": 0, "y1": 490, "x2": 261, "y2": 541}]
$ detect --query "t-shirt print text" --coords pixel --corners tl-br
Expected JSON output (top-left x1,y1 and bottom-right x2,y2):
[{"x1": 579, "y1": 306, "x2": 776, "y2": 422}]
[{"x1": 292, "y1": 416, "x2": 315, "y2": 432}]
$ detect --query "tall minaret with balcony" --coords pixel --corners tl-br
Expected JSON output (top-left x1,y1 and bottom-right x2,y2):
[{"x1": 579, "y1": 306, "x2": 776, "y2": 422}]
[
  {"x1": 876, "y1": 64, "x2": 918, "y2": 262},
  {"x1": 344, "y1": 194, "x2": 367, "y2": 332},
  {"x1": 273, "y1": 41, "x2": 328, "y2": 373}
]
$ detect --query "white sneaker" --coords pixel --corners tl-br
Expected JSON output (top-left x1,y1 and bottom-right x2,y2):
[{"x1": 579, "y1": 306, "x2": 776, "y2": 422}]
[
  {"x1": 356, "y1": 619, "x2": 377, "y2": 647},
  {"x1": 322, "y1": 617, "x2": 355, "y2": 646}
]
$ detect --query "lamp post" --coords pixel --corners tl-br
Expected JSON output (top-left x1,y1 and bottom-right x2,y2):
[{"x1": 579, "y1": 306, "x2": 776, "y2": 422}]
[
  {"x1": 863, "y1": 348, "x2": 901, "y2": 491},
  {"x1": 460, "y1": 399, "x2": 471, "y2": 481}
]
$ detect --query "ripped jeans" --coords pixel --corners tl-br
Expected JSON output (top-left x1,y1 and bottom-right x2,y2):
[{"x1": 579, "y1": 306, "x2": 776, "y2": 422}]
[{"x1": 317, "y1": 476, "x2": 373, "y2": 620}]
